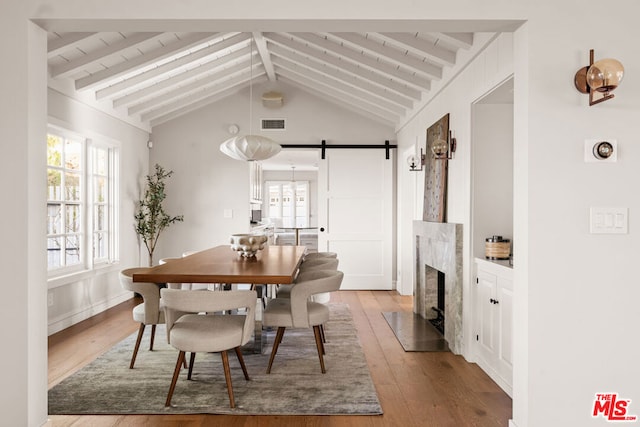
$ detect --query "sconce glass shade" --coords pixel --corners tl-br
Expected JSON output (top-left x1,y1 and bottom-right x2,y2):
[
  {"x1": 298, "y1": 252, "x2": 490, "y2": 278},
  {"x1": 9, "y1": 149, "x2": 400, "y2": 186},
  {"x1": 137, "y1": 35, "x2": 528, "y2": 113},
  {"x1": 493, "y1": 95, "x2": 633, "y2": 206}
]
[
  {"x1": 220, "y1": 135, "x2": 281, "y2": 161},
  {"x1": 587, "y1": 58, "x2": 624, "y2": 93},
  {"x1": 432, "y1": 139, "x2": 449, "y2": 158}
]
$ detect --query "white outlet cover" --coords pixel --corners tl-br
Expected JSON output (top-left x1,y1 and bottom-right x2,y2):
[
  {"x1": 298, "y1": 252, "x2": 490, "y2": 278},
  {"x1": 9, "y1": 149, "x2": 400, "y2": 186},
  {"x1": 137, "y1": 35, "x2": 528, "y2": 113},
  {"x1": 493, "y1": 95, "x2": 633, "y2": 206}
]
[{"x1": 585, "y1": 139, "x2": 617, "y2": 162}]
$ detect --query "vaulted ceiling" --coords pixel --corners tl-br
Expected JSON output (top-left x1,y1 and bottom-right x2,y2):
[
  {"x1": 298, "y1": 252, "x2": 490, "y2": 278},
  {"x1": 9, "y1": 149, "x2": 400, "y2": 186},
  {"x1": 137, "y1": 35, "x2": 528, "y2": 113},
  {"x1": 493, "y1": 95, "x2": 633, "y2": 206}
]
[{"x1": 47, "y1": 31, "x2": 479, "y2": 130}]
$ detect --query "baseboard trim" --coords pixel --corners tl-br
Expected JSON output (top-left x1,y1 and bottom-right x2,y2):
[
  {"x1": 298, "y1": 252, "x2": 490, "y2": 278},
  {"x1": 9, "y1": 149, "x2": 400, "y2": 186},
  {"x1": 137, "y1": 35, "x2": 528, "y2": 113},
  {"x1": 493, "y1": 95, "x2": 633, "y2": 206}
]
[
  {"x1": 48, "y1": 292, "x2": 131, "y2": 335},
  {"x1": 509, "y1": 419, "x2": 519, "y2": 427}
]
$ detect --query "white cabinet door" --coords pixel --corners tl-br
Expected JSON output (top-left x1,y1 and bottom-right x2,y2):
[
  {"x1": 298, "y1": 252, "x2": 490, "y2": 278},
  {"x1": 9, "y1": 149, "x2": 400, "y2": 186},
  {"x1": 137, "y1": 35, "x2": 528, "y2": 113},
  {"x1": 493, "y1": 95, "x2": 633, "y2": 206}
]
[
  {"x1": 496, "y1": 276, "x2": 514, "y2": 384},
  {"x1": 474, "y1": 259, "x2": 513, "y2": 397},
  {"x1": 476, "y1": 270, "x2": 496, "y2": 365},
  {"x1": 317, "y1": 149, "x2": 393, "y2": 290}
]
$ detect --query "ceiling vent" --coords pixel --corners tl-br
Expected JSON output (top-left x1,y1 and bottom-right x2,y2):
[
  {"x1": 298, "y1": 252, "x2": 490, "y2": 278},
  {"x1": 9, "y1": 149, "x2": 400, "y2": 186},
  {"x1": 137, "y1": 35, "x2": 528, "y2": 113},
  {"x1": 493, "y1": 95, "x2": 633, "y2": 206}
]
[
  {"x1": 262, "y1": 91, "x2": 284, "y2": 108},
  {"x1": 261, "y1": 118, "x2": 286, "y2": 130}
]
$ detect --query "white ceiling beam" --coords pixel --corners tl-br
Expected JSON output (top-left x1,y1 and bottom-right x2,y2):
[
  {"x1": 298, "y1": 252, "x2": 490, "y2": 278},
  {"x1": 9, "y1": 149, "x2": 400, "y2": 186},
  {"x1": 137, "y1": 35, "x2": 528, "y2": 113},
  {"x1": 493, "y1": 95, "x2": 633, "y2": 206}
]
[
  {"x1": 127, "y1": 56, "x2": 258, "y2": 115},
  {"x1": 278, "y1": 75, "x2": 397, "y2": 126},
  {"x1": 47, "y1": 32, "x2": 97, "y2": 58},
  {"x1": 275, "y1": 64, "x2": 406, "y2": 116},
  {"x1": 270, "y1": 50, "x2": 413, "y2": 109},
  {"x1": 252, "y1": 32, "x2": 276, "y2": 81},
  {"x1": 330, "y1": 32, "x2": 443, "y2": 79},
  {"x1": 50, "y1": 32, "x2": 163, "y2": 79},
  {"x1": 273, "y1": 60, "x2": 405, "y2": 116},
  {"x1": 113, "y1": 48, "x2": 253, "y2": 108},
  {"x1": 132, "y1": 64, "x2": 264, "y2": 116},
  {"x1": 75, "y1": 32, "x2": 225, "y2": 91},
  {"x1": 376, "y1": 32, "x2": 456, "y2": 66},
  {"x1": 141, "y1": 69, "x2": 266, "y2": 122},
  {"x1": 264, "y1": 33, "x2": 421, "y2": 100},
  {"x1": 287, "y1": 32, "x2": 431, "y2": 91},
  {"x1": 437, "y1": 32, "x2": 474, "y2": 49},
  {"x1": 95, "y1": 32, "x2": 251, "y2": 100},
  {"x1": 150, "y1": 83, "x2": 248, "y2": 127}
]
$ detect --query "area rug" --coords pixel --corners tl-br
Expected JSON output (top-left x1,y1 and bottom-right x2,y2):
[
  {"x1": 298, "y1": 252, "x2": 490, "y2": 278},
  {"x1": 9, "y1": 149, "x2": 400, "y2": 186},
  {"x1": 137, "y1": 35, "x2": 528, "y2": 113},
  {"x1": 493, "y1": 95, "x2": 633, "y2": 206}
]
[
  {"x1": 382, "y1": 311, "x2": 449, "y2": 352},
  {"x1": 49, "y1": 303, "x2": 382, "y2": 415}
]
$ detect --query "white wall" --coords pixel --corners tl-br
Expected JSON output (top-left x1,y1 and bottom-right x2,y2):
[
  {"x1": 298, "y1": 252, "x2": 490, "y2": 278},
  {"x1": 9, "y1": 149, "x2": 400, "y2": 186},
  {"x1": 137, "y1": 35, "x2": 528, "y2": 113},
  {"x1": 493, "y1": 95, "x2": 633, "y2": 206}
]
[
  {"x1": 149, "y1": 80, "x2": 394, "y2": 261},
  {"x1": 45, "y1": 89, "x2": 150, "y2": 334},
  {"x1": 472, "y1": 103, "x2": 514, "y2": 259},
  {"x1": 518, "y1": 9, "x2": 640, "y2": 426}
]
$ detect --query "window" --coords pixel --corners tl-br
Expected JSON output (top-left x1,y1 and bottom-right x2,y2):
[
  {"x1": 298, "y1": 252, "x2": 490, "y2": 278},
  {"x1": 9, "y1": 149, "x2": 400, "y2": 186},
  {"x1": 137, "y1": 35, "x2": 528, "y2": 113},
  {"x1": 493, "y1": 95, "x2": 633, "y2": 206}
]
[
  {"x1": 47, "y1": 126, "x2": 119, "y2": 275},
  {"x1": 266, "y1": 181, "x2": 309, "y2": 228}
]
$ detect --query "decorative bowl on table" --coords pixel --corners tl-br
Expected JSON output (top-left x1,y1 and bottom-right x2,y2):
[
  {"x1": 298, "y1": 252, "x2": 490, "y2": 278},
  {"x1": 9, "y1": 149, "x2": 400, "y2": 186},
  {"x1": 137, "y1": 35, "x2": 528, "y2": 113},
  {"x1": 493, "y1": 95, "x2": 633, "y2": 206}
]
[{"x1": 229, "y1": 233, "x2": 268, "y2": 257}]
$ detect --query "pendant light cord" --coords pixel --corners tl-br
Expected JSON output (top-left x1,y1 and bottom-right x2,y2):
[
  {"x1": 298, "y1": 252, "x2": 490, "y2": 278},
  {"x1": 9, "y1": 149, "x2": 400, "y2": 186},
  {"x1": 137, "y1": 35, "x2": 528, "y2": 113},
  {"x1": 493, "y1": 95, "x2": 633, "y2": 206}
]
[{"x1": 249, "y1": 36, "x2": 253, "y2": 136}]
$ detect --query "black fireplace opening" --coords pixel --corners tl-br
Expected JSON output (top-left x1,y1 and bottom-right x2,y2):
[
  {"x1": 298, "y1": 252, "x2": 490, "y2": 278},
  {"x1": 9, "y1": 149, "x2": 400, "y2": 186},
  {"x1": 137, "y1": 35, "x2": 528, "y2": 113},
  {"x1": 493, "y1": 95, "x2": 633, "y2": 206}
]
[{"x1": 426, "y1": 268, "x2": 445, "y2": 335}]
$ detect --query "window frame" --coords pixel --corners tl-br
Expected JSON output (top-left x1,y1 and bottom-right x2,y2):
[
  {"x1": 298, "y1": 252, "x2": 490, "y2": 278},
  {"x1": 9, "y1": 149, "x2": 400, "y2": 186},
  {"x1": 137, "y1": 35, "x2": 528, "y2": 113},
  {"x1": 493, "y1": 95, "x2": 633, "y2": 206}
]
[
  {"x1": 265, "y1": 180, "x2": 310, "y2": 228},
  {"x1": 47, "y1": 124, "x2": 120, "y2": 281}
]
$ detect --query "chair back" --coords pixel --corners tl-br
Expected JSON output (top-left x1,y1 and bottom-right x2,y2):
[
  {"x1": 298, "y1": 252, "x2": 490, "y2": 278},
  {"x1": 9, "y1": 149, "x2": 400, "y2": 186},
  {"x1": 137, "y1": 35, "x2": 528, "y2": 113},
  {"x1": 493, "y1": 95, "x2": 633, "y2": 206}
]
[
  {"x1": 299, "y1": 257, "x2": 339, "y2": 272},
  {"x1": 119, "y1": 268, "x2": 162, "y2": 324},
  {"x1": 290, "y1": 270, "x2": 343, "y2": 327},
  {"x1": 304, "y1": 251, "x2": 338, "y2": 260},
  {"x1": 161, "y1": 289, "x2": 257, "y2": 346}
]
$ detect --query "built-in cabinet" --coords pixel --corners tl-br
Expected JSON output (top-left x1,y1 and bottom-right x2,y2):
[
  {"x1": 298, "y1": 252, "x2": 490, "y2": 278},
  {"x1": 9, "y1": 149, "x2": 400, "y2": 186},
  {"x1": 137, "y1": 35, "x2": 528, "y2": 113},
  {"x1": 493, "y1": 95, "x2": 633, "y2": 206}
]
[
  {"x1": 470, "y1": 78, "x2": 514, "y2": 396},
  {"x1": 474, "y1": 258, "x2": 513, "y2": 397}
]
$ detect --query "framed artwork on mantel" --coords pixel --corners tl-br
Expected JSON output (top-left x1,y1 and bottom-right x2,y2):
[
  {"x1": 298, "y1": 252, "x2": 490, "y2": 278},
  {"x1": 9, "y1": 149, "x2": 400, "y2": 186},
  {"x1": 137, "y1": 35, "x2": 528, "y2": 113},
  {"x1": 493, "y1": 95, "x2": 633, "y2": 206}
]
[{"x1": 423, "y1": 113, "x2": 449, "y2": 222}]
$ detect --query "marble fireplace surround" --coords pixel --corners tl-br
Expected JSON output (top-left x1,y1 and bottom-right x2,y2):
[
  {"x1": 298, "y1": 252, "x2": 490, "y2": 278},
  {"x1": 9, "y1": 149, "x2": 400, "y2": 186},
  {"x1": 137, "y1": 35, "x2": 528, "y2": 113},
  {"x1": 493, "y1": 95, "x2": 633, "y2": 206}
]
[{"x1": 413, "y1": 220, "x2": 463, "y2": 354}]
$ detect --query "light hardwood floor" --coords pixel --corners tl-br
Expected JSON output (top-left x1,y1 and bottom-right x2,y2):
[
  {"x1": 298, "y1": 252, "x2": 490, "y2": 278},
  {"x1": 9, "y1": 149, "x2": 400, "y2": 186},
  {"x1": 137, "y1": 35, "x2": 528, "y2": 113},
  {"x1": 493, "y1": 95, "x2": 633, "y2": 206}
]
[{"x1": 48, "y1": 290, "x2": 512, "y2": 426}]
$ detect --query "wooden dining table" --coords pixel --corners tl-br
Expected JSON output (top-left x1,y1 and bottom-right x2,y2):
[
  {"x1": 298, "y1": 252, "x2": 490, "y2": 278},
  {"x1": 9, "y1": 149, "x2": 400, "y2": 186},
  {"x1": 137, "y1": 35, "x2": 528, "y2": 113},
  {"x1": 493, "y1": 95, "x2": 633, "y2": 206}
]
[{"x1": 132, "y1": 244, "x2": 307, "y2": 353}]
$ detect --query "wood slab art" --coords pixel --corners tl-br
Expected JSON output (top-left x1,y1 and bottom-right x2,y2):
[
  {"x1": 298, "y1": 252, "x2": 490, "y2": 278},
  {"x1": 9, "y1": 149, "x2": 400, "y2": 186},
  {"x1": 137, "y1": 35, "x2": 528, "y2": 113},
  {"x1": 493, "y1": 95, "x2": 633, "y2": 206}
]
[{"x1": 423, "y1": 113, "x2": 449, "y2": 222}]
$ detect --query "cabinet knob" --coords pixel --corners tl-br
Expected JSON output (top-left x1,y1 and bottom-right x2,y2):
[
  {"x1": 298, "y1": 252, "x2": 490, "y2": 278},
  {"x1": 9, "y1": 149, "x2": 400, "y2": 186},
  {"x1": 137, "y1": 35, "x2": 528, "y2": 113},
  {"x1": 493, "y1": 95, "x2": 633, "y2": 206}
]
[{"x1": 320, "y1": 227, "x2": 325, "y2": 232}]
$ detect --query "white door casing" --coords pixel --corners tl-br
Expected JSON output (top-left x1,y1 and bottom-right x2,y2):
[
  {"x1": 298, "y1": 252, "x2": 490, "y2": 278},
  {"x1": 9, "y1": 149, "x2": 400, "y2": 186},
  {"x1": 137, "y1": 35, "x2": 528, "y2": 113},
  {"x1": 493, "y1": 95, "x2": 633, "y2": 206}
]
[{"x1": 317, "y1": 148, "x2": 393, "y2": 290}]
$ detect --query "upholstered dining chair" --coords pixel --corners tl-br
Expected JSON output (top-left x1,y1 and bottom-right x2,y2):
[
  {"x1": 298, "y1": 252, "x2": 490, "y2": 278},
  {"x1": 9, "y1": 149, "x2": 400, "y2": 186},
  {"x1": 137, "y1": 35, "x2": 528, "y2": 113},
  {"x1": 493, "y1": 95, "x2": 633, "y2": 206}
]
[
  {"x1": 277, "y1": 257, "x2": 339, "y2": 300},
  {"x1": 263, "y1": 269, "x2": 344, "y2": 374},
  {"x1": 119, "y1": 268, "x2": 165, "y2": 369},
  {"x1": 303, "y1": 251, "x2": 338, "y2": 261},
  {"x1": 161, "y1": 288, "x2": 257, "y2": 408}
]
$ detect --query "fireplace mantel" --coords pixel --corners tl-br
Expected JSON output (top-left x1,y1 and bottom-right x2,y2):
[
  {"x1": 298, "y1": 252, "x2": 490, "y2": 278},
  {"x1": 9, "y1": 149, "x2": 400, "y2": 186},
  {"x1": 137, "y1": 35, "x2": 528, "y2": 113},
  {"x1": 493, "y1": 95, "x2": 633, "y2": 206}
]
[{"x1": 413, "y1": 220, "x2": 463, "y2": 354}]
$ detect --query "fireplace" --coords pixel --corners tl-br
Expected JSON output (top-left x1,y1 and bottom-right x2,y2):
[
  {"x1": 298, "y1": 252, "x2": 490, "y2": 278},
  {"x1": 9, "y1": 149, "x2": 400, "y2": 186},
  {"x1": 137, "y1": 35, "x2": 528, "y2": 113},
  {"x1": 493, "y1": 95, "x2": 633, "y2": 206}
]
[
  {"x1": 425, "y1": 266, "x2": 445, "y2": 334},
  {"x1": 413, "y1": 220, "x2": 463, "y2": 354}
]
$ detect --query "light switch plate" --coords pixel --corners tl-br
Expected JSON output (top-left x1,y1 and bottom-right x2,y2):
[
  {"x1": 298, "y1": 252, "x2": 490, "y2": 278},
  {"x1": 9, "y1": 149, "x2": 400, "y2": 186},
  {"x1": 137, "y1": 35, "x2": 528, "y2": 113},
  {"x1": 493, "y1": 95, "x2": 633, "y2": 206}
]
[
  {"x1": 585, "y1": 139, "x2": 617, "y2": 162},
  {"x1": 590, "y1": 207, "x2": 628, "y2": 234}
]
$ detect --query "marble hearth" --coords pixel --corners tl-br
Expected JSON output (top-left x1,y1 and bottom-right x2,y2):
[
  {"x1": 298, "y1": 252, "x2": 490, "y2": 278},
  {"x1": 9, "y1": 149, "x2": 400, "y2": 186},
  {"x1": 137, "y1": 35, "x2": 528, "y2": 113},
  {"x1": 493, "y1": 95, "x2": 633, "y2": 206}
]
[{"x1": 413, "y1": 220, "x2": 463, "y2": 354}]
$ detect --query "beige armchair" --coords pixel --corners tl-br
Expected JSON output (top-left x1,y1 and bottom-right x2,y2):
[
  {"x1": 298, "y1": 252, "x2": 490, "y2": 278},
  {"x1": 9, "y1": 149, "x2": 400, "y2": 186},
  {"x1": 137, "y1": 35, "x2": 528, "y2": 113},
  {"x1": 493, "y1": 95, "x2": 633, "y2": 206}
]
[
  {"x1": 277, "y1": 257, "x2": 339, "y2": 300},
  {"x1": 119, "y1": 268, "x2": 164, "y2": 369},
  {"x1": 303, "y1": 251, "x2": 337, "y2": 261},
  {"x1": 161, "y1": 288, "x2": 257, "y2": 408},
  {"x1": 263, "y1": 269, "x2": 344, "y2": 374}
]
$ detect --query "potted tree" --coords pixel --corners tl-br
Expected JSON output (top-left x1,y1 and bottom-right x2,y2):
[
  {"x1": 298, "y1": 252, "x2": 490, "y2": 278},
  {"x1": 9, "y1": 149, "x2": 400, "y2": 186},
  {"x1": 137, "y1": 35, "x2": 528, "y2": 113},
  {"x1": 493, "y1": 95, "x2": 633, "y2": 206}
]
[{"x1": 134, "y1": 164, "x2": 184, "y2": 266}]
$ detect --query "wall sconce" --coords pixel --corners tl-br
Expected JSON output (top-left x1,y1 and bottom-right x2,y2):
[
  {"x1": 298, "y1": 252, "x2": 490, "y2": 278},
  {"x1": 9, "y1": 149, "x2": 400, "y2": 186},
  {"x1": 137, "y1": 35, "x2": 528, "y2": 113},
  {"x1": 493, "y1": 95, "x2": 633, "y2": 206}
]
[
  {"x1": 574, "y1": 49, "x2": 624, "y2": 106},
  {"x1": 407, "y1": 148, "x2": 425, "y2": 171},
  {"x1": 432, "y1": 131, "x2": 457, "y2": 160}
]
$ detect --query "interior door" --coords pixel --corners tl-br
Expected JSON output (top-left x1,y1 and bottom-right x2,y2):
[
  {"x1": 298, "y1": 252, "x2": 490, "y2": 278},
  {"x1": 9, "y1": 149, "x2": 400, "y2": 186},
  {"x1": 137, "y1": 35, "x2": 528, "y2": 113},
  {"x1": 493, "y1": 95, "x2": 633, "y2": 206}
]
[{"x1": 317, "y1": 149, "x2": 393, "y2": 290}]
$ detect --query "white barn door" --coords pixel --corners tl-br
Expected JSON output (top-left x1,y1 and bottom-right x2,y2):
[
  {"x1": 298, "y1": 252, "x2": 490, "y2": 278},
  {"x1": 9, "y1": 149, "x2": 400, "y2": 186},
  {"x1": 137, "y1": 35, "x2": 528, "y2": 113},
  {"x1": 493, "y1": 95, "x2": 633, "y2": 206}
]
[{"x1": 317, "y1": 149, "x2": 393, "y2": 290}]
